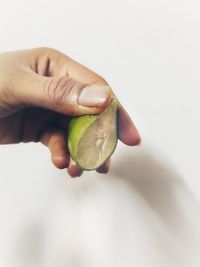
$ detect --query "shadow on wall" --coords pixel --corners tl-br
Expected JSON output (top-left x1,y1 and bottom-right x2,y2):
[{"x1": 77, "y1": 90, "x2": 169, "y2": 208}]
[
  {"x1": 110, "y1": 147, "x2": 200, "y2": 239},
  {"x1": 13, "y1": 147, "x2": 200, "y2": 267},
  {"x1": 14, "y1": 221, "x2": 45, "y2": 267}
]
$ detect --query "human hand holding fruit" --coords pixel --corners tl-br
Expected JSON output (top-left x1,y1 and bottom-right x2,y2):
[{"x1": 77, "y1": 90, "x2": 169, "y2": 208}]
[{"x1": 0, "y1": 47, "x2": 140, "y2": 177}]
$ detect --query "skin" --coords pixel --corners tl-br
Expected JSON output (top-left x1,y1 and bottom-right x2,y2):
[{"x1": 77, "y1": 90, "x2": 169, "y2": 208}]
[{"x1": 0, "y1": 47, "x2": 141, "y2": 177}]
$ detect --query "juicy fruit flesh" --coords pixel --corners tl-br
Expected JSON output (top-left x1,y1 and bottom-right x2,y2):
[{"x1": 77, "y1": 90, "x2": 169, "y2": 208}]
[
  {"x1": 77, "y1": 103, "x2": 117, "y2": 169},
  {"x1": 68, "y1": 98, "x2": 118, "y2": 170}
]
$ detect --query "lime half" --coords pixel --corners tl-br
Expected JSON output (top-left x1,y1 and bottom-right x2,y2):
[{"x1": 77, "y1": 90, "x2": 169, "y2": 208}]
[{"x1": 68, "y1": 98, "x2": 118, "y2": 170}]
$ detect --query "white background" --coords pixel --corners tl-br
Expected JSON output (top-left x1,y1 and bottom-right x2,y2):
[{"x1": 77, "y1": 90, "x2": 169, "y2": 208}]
[{"x1": 0, "y1": 0, "x2": 200, "y2": 266}]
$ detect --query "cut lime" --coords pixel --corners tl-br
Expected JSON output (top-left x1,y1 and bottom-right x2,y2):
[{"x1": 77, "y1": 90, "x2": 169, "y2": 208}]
[{"x1": 68, "y1": 98, "x2": 118, "y2": 170}]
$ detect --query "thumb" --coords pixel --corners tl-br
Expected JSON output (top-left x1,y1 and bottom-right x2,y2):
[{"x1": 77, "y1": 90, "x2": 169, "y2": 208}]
[{"x1": 19, "y1": 72, "x2": 111, "y2": 116}]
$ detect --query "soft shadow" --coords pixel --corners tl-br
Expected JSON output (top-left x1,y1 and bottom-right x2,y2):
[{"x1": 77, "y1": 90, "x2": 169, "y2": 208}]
[
  {"x1": 15, "y1": 220, "x2": 45, "y2": 267},
  {"x1": 110, "y1": 148, "x2": 199, "y2": 237}
]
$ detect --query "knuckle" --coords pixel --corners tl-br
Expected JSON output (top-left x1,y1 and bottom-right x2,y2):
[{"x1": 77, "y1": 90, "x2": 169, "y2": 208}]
[
  {"x1": 37, "y1": 47, "x2": 57, "y2": 54},
  {"x1": 44, "y1": 77, "x2": 78, "y2": 107},
  {"x1": 35, "y1": 47, "x2": 60, "y2": 61},
  {"x1": 91, "y1": 75, "x2": 108, "y2": 86}
]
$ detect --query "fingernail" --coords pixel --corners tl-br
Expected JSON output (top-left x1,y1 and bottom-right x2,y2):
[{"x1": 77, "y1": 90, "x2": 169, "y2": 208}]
[{"x1": 78, "y1": 85, "x2": 110, "y2": 107}]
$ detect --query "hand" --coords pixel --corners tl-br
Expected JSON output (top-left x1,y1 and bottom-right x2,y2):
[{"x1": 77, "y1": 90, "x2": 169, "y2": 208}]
[{"x1": 0, "y1": 47, "x2": 140, "y2": 177}]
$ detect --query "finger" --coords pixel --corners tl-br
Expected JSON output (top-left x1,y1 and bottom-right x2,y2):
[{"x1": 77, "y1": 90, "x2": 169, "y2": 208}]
[
  {"x1": 18, "y1": 72, "x2": 111, "y2": 116},
  {"x1": 43, "y1": 48, "x2": 108, "y2": 85},
  {"x1": 96, "y1": 158, "x2": 110, "y2": 174},
  {"x1": 67, "y1": 157, "x2": 84, "y2": 178},
  {"x1": 56, "y1": 115, "x2": 71, "y2": 130},
  {"x1": 118, "y1": 105, "x2": 141, "y2": 146},
  {"x1": 40, "y1": 126, "x2": 70, "y2": 169},
  {"x1": 21, "y1": 108, "x2": 57, "y2": 143},
  {"x1": 46, "y1": 50, "x2": 141, "y2": 145}
]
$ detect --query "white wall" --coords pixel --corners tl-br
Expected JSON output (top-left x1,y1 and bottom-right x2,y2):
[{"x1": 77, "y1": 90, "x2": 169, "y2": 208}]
[{"x1": 0, "y1": 0, "x2": 200, "y2": 266}]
